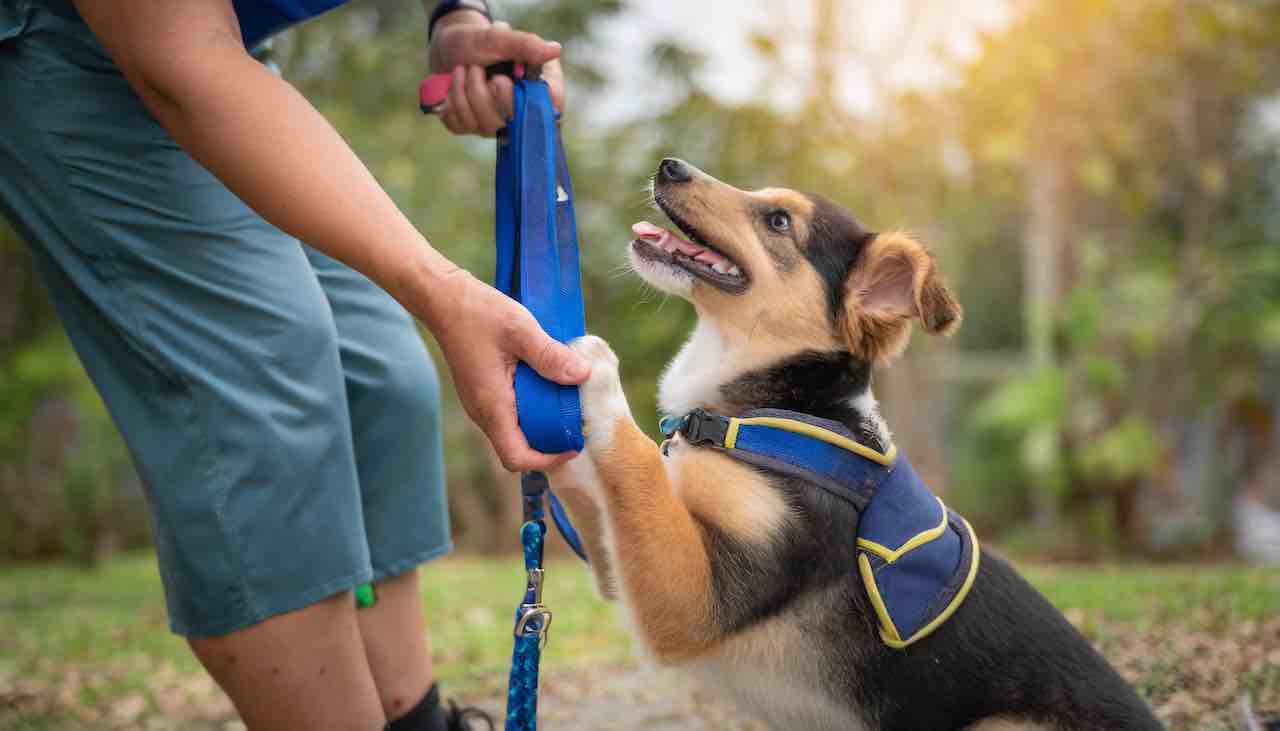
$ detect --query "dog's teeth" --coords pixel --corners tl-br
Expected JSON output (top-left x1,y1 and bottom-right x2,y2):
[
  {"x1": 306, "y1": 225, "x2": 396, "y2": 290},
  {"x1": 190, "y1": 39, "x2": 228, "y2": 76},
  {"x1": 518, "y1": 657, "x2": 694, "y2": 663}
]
[
  {"x1": 712, "y1": 261, "x2": 730, "y2": 274},
  {"x1": 728, "y1": 265, "x2": 742, "y2": 277}
]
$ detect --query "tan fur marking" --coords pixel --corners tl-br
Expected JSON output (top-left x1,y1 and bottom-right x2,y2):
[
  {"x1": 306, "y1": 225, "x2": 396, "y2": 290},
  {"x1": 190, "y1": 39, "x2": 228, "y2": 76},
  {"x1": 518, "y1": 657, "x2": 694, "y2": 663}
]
[
  {"x1": 672, "y1": 447, "x2": 790, "y2": 544},
  {"x1": 592, "y1": 417, "x2": 719, "y2": 662},
  {"x1": 753, "y1": 188, "x2": 817, "y2": 242},
  {"x1": 842, "y1": 232, "x2": 961, "y2": 364},
  {"x1": 653, "y1": 174, "x2": 839, "y2": 366}
]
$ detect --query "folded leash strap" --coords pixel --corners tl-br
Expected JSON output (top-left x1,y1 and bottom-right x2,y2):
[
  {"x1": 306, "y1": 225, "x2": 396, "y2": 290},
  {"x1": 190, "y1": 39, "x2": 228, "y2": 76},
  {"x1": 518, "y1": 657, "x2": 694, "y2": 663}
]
[
  {"x1": 496, "y1": 75, "x2": 587, "y2": 560},
  {"x1": 669, "y1": 408, "x2": 980, "y2": 648}
]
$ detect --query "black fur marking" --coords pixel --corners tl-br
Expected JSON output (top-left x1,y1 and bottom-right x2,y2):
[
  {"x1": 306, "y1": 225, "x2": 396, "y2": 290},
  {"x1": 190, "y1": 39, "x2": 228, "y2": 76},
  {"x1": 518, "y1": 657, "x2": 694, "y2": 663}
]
[
  {"x1": 699, "y1": 471, "x2": 864, "y2": 636},
  {"x1": 800, "y1": 195, "x2": 876, "y2": 324},
  {"x1": 717, "y1": 350, "x2": 885, "y2": 452}
]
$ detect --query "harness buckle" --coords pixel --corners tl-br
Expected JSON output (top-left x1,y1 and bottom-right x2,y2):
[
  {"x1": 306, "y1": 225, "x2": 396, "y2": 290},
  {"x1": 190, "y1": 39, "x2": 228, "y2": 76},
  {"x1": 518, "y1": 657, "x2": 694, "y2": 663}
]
[{"x1": 681, "y1": 409, "x2": 730, "y2": 447}]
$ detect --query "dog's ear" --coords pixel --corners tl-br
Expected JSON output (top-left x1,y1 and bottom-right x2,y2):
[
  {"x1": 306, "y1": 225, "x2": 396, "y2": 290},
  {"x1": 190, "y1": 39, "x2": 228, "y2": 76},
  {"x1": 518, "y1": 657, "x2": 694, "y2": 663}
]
[{"x1": 841, "y1": 232, "x2": 961, "y2": 365}]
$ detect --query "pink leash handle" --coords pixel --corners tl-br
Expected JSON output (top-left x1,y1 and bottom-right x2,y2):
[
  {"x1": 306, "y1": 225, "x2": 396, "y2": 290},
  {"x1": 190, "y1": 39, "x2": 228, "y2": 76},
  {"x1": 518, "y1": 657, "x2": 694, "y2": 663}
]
[{"x1": 419, "y1": 61, "x2": 524, "y2": 114}]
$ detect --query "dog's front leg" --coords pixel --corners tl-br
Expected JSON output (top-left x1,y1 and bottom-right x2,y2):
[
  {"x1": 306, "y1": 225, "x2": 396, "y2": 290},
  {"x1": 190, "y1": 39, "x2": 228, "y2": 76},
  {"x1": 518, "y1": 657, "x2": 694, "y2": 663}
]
[{"x1": 569, "y1": 336, "x2": 718, "y2": 663}]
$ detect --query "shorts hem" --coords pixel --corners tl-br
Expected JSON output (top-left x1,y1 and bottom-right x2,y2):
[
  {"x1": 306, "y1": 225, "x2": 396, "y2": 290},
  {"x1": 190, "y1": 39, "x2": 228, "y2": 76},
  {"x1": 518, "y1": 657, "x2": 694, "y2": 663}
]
[
  {"x1": 370, "y1": 541, "x2": 454, "y2": 584},
  {"x1": 170, "y1": 567, "x2": 375, "y2": 638}
]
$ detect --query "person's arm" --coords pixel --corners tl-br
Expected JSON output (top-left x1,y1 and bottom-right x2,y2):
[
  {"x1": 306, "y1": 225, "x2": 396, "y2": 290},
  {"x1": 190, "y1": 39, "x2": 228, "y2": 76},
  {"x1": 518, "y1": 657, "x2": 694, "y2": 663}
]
[{"x1": 73, "y1": 0, "x2": 587, "y2": 471}]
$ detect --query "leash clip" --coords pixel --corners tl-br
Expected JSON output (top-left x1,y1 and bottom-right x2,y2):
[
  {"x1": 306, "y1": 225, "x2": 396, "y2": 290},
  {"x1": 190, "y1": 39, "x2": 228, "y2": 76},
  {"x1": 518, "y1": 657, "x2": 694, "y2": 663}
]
[
  {"x1": 526, "y1": 567, "x2": 545, "y2": 604},
  {"x1": 514, "y1": 567, "x2": 553, "y2": 647},
  {"x1": 514, "y1": 605, "x2": 554, "y2": 648}
]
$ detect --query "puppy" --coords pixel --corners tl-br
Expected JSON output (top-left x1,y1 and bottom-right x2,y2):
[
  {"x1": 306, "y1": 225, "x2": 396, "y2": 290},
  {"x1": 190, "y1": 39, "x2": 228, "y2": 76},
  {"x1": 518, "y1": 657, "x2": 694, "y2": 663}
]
[{"x1": 549, "y1": 158, "x2": 1161, "y2": 730}]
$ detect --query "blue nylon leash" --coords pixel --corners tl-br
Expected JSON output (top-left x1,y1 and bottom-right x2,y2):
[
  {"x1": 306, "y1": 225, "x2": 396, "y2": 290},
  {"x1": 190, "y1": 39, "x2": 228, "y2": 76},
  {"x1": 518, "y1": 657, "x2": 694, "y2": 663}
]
[
  {"x1": 492, "y1": 68, "x2": 589, "y2": 730},
  {"x1": 421, "y1": 58, "x2": 590, "y2": 729}
]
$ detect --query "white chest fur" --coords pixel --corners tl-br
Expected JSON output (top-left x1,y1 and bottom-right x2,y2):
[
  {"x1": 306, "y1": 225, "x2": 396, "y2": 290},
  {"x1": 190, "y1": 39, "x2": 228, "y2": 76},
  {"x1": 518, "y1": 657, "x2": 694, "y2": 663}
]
[
  {"x1": 658, "y1": 320, "x2": 731, "y2": 417},
  {"x1": 680, "y1": 607, "x2": 870, "y2": 731}
]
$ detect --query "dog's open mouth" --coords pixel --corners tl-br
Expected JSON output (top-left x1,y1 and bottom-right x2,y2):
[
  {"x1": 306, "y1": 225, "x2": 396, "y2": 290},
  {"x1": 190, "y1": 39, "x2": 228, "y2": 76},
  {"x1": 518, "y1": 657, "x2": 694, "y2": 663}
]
[{"x1": 630, "y1": 207, "x2": 748, "y2": 293}]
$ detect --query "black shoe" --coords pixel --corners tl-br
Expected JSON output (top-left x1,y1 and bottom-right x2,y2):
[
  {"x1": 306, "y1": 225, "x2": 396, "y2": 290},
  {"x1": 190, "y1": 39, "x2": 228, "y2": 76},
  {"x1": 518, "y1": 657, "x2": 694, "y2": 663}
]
[{"x1": 445, "y1": 699, "x2": 495, "y2": 731}]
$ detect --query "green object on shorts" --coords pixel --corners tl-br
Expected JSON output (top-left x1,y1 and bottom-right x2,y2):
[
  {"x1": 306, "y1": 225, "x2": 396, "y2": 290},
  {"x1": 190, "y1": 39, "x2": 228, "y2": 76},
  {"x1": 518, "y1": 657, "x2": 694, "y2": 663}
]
[{"x1": 355, "y1": 583, "x2": 377, "y2": 609}]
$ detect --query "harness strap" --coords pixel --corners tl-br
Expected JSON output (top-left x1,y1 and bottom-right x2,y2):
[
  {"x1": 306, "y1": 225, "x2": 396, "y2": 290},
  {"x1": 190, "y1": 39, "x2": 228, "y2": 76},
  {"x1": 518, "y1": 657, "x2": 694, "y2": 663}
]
[
  {"x1": 669, "y1": 408, "x2": 896, "y2": 511},
  {"x1": 668, "y1": 407, "x2": 979, "y2": 648}
]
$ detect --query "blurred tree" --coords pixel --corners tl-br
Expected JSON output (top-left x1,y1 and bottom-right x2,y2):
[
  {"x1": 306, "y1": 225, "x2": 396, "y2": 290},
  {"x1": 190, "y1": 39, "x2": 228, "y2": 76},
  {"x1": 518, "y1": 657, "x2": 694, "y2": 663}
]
[
  {"x1": 3, "y1": 0, "x2": 1279, "y2": 561},
  {"x1": 954, "y1": 0, "x2": 1280, "y2": 555}
]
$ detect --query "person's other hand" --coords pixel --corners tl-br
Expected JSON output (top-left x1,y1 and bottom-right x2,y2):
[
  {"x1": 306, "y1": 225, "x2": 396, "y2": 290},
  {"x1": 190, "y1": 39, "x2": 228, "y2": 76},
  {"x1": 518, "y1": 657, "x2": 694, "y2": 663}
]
[
  {"x1": 429, "y1": 13, "x2": 565, "y2": 137},
  {"x1": 427, "y1": 270, "x2": 589, "y2": 471}
]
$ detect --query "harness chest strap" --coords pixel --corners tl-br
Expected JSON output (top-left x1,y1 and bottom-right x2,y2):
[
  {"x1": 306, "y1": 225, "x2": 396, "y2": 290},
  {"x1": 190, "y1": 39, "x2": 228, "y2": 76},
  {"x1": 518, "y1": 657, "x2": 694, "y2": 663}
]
[{"x1": 665, "y1": 408, "x2": 981, "y2": 649}]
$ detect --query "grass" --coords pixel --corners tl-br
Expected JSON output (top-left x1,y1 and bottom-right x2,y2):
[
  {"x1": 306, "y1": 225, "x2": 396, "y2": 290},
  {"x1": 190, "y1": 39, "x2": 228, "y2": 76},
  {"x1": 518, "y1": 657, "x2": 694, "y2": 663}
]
[{"x1": 0, "y1": 551, "x2": 1277, "y2": 729}]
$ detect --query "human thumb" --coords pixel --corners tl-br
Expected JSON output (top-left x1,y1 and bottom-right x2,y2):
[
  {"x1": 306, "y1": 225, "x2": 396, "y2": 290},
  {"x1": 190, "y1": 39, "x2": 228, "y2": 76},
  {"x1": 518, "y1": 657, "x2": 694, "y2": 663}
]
[
  {"x1": 483, "y1": 22, "x2": 562, "y2": 65},
  {"x1": 517, "y1": 326, "x2": 590, "y2": 385}
]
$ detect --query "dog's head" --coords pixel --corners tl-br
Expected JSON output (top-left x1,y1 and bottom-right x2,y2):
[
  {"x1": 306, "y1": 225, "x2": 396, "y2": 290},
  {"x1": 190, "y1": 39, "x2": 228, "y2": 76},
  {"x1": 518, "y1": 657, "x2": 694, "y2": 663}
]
[{"x1": 630, "y1": 158, "x2": 961, "y2": 366}]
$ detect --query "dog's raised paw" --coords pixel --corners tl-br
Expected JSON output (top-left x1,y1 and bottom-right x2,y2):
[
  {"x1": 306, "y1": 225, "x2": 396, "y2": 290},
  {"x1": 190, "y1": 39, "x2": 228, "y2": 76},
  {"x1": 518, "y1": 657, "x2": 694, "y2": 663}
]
[
  {"x1": 571, "y1": 334, "x2": 619, "y2": 369},
  {"x1": 570, "y1": 335, "x2": 630, "y2": 446}
]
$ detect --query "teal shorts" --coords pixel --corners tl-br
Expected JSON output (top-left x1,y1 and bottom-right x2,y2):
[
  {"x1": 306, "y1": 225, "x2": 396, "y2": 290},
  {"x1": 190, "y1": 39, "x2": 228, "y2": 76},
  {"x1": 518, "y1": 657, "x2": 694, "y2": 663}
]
[{"x1": 0, "y1": 1, "x2": 453, "y2": 636}]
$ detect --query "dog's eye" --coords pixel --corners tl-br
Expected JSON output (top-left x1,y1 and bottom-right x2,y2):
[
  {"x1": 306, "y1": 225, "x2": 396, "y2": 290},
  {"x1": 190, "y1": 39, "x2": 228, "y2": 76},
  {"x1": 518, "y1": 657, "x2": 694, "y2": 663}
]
[{"x1": 767, "y1": 211, "x2": 792, "y2": 233}]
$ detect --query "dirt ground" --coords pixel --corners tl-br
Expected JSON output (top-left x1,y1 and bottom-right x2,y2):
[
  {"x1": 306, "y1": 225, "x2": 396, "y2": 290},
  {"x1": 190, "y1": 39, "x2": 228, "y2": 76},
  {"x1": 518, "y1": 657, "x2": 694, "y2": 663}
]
[
  {"x1": 467, "y1": 662, "x2": 763, "y2": 730},
  {"x1": 4, "y1": 607, "x2": 1277, "y2": 730}
]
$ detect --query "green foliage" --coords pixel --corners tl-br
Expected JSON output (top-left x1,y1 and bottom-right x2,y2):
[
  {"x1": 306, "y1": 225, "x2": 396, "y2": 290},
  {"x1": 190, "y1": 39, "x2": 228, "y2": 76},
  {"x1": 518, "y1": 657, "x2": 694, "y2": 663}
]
[
  {"x1": 1077, "y1": 415, "x2": 1162, "y2": 485},
  {"x1": 3, "y1": 0, "x2": 1280, "y2": 558}
]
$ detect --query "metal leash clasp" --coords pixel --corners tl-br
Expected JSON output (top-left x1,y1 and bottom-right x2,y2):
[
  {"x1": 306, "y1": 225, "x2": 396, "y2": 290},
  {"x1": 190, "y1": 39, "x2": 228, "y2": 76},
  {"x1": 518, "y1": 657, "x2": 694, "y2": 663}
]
[{"x1": 513, "y1": 567, "x2": 553, "y2": 648}]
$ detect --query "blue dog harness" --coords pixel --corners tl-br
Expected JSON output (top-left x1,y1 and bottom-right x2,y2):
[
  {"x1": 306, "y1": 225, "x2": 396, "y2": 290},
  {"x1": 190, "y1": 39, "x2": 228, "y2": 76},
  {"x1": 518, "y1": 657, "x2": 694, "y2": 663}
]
[{"x1": 663, "y1": 408, "x2": 980, "y2": 648}]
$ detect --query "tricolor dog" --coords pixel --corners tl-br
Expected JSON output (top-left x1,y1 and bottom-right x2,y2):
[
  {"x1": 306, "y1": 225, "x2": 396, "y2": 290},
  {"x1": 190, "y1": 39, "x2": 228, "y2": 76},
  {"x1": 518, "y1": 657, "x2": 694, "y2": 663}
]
[{"x1": 549, "y1": 159, "x2": 1162, "y2": 730}]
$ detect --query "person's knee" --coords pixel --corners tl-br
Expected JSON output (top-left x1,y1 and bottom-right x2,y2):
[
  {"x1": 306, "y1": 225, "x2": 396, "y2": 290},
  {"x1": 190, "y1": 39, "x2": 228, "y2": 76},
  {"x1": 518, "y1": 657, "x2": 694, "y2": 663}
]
[
  {"x1": 359, "y1": 343, "x2": 443, "y2": 433},
  {"x1": 188, "y1": 591, "x2": 387, "y2": 730}
]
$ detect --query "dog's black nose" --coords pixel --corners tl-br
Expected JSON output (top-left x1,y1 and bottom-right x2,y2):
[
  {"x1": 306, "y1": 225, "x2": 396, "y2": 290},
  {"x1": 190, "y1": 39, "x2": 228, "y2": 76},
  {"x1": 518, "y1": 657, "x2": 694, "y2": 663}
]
[{"x1": 658, "y1": 158, "x2": 692, "y2": 183}]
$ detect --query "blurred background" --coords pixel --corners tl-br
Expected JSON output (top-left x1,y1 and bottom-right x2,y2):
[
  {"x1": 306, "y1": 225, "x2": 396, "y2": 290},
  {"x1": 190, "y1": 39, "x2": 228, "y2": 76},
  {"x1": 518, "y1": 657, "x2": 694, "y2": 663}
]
[
  {"x1": 2, "y1": 1, "x2": 1280, "y2": 728},
  {"x1": 4, "y1": 0, "x2": 1279, "y2": 565}
]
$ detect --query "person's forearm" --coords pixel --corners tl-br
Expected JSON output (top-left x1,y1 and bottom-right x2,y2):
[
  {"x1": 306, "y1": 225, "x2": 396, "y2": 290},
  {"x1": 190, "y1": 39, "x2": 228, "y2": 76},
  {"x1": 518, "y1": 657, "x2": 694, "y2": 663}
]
[{"x1": 116, "y1": 30, "x2": 459, "y2": 328}]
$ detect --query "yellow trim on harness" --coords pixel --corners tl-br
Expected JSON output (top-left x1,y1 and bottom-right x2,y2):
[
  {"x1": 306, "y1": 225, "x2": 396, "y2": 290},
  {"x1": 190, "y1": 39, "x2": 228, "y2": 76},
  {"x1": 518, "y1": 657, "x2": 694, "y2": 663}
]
[
  {"x1": 727, "y1": 416, "x2": 897, "y2": 465},
  {"x1": 858, "y1": 513, "x2": 981, "y2": 648},
  {"x1": 724, "y1": 418, "x2": 742, "y2": 450},
  {"x1": 856, "y1": 497, "x2": 948, "y2": 562}
]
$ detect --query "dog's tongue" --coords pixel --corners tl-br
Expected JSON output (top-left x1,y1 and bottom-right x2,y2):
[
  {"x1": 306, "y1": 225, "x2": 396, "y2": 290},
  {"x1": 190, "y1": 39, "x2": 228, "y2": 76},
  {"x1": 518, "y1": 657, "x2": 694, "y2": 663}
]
[
  {"x1": 632, "y1": 221, "x2": 667, "y2": 239},
  {"x1": 631, "y1": 221, "x2": 729, "y2": 267}
]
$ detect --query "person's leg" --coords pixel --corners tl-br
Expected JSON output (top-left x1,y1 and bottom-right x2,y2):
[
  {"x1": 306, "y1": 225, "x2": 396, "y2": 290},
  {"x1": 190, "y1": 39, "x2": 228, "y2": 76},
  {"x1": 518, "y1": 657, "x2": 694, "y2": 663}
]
[
  {"x1": 305, "y1": 248, "x2": 454, "y2": 723},
  {"x1": 0, "y1": 7, "x2": 386, "y2": 728},
  {"x1": 190, "y1": 593, "x2": 385, "y2": 730},
  {"x1": 356, "y1": 568, "x2": 435, "y2": 718}
]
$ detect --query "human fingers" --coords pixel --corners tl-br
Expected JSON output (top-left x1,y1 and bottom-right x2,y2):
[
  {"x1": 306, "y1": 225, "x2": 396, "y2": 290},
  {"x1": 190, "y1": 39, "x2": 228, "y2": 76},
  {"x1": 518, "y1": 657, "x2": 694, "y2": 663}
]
[
  {"x1": 445, "y1": 65, "x2": 480, "y2": 133},
  {"x1": 465, "y1": 64, "x2": 507, "y2": 135}
]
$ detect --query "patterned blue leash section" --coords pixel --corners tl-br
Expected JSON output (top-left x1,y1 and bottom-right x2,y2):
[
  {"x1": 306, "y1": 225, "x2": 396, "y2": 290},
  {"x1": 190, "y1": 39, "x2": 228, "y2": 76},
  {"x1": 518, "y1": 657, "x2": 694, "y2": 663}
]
[{"x1": 506, "y1": 473, "x2": 554, "y2": 731}]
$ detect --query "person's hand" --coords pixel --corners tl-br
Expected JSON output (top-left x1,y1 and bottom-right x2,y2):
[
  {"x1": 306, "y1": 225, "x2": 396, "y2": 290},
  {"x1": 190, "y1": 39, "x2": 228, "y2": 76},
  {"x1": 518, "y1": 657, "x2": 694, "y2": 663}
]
[
  {"x1": 424, "y1": 269, "x2": 590, "y2": 471},
  {"x1": 428, "y1": 12, "x2": 565, "y2": 137}
]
